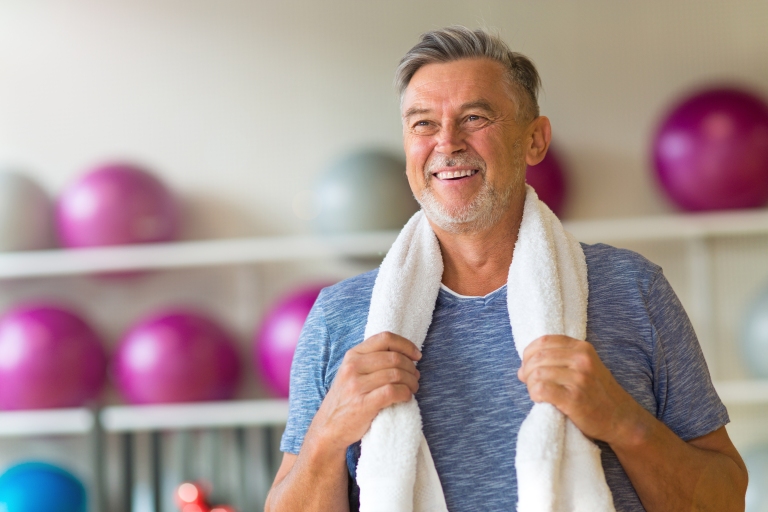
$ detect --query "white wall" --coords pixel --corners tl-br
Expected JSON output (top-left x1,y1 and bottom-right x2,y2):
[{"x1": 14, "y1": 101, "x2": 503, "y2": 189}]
[
  {"x1": 2, "y1": 0, "x2": 767, "y2": 238},
  {"x1": 2, "y1": 2, "x2": 768, "y2": 504}
]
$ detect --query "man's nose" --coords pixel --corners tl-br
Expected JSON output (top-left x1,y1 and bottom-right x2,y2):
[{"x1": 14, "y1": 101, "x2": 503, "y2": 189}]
[{"x1": 435, "y1": 123, "x2": 466, "y2": 154}]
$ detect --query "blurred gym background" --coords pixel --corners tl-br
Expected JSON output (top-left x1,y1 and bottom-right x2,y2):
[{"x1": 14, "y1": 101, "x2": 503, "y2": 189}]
[{"x1": 2, "y1": 1, "x2": 768, "y2": 511}]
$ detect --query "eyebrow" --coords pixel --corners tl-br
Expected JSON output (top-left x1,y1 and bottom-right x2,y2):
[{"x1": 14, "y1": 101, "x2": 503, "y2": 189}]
[
  {"x1": 461, "y1": 100, "x2": 496, "y2": 113},
  {"x1": 402, "y1": 107, "x2": 431, "y2": 119}
]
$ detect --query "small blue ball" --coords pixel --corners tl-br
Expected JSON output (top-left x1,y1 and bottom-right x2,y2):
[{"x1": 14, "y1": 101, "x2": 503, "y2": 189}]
[{"x1": 0, "y1": 462, "x2": 86, "y2": 512}]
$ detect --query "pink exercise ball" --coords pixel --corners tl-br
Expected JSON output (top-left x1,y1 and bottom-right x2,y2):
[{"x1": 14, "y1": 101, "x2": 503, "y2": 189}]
[
  {"x1": 653, "y1": 87, "x2": 768, "y2": 211},
  {"x1": 254, "y1": 284, "x2": 327, "y2": 398},
  {"x1": 114, "y1": 310, "x2": 241, "y2": 404},
  {"x1": 56, "y1": 162, "x2": 179, "y2": 248},
  {"x1": 0, "y1": 304, "x2": 107, "y2": 410},
  {"x1": 526, "y1": 145, "x2": 567, "y2": 217}
]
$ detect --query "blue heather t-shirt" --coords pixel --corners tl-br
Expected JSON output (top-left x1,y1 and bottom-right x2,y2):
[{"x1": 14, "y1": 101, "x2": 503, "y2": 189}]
[{"x1": 280, "y1": 243, "x2": 729, "y2": 512}]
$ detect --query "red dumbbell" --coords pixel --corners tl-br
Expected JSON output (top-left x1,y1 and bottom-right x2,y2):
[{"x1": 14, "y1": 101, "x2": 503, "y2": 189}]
[
  {"x1": 176, "y1": 482, "x2": 210, "y2": 512},
  {"x1": 175, "y1": 481, "x2": 238, "y2": 512},
  {"x1": 181, "y1": 505, "x2": 209, "y2": 512}
]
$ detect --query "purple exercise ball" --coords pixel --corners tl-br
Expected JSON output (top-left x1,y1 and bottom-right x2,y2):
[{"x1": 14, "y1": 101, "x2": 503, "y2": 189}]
[
  {"x1": 114, "y1": 310, "x2": 241, "y2": 404},
  {"x1": 0, "y1": 304, "x2": 107, "y2": 410},
  {"x1": 56, "y1": 162, "x2": 179, "y2": 248},
  {"x1": 254, "y1": 285, "x2": 327, "y2": 398},
  {"x1": 526, "y1": 145, "x2": 567, "y2": 216},
  {"x1": 653, "y1": 88, "x2": 768, "y2": 211}
]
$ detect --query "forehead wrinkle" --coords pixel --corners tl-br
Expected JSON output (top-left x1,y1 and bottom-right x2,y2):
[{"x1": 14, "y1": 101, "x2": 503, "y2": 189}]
[
  {"x1": 401, "y1": 73, "x2": 492, "y2": 113},
  {"x1": 403, "y1": 98, "x2": 499, "y2": 118}
]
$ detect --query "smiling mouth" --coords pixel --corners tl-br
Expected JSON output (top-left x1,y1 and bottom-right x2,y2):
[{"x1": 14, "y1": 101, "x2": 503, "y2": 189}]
[{"x1": 433, "y1": 169, "x2": 480, "y2": 180}]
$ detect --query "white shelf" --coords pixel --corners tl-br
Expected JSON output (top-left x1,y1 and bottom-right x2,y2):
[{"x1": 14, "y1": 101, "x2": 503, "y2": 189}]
[
  {"x1": 0, "y1": 407, "x2": 94, "y2": 437},
  {"x1": 714, "y1": 380, "x2": 768, "y2": 406},
  {"x1": 0, "y1": 381, "x2": 766, "y2": 438},
  {"x1": 565, "y1": 207, "x2": 768, "y2": 244},
  {"x1": 91, "y1": 381, "x2": 765, "y2": 436},
  {"x1": 2, "y1": 208, "x2": 768, "y2": 280},
  {"x1": 100, "y1": 399, "x2": 289, "y2": 432},
  {"x1": 0, "y1": 231, "x2": 398, "y2": 279}
]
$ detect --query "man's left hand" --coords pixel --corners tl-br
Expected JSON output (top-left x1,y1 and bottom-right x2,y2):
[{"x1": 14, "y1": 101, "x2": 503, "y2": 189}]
[{"x1": 517, "y1": 334, "x2": 641, "y2": 445}]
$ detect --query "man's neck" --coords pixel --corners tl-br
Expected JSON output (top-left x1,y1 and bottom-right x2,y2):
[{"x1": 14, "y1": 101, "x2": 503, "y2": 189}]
[{"x1": 430, "y1": 204, "x2": 524, "y2": 297}]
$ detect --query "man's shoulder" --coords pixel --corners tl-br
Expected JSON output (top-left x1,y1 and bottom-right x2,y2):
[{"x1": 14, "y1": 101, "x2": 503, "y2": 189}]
[
  {"x1": 581, "y1": 242, "x2": 662, "y2": 295},
  {"x1": 321, "y1": 268, "x2": 379, "y2": 301},
  {"x1": 316, "y1": 268, "x2": 379, "y2": 323}
]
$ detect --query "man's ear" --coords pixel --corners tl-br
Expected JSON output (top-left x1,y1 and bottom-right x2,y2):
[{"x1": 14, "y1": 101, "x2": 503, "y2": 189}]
[{"x1": 525, "y1": 116, "x2": 552, "y2": 166}]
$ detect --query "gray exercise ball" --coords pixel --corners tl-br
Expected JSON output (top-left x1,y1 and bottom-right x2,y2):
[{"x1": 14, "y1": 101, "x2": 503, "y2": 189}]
[
  {"x1": 741, "y1": 287, "x2": 768, "y2": 378},
  {"x1": 745, "y1": 444, "x2": 768, "y2": 512},
  {"x1": 0, "y1": 169, "x2": 54, "y2": 251},
  {"x1": 311, "y1": 150, "x2": 419, "y2": 233}
]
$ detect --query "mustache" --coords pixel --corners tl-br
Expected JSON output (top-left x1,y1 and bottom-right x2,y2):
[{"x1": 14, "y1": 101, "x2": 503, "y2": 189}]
[{"x1": 424, "y1": 153, "x2": 486, "y2": 177}]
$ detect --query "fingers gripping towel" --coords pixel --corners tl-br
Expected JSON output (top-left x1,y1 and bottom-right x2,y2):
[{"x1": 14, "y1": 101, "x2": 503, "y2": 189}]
[{"x1": 356, "y1": 185, "x2": 616, "y2": 512}]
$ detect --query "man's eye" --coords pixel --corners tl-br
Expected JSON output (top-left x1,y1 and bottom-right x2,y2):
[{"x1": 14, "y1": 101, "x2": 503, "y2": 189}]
[
  {"x1": 409, "y1": 119, "x2": 439, "y2": 135},
  {"x1": 467, "y1": 115, "x2": 483, "y2": 122}
]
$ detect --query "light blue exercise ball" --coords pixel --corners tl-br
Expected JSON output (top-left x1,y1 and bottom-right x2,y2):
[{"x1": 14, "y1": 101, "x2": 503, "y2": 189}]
[
  {"x1": 311, "y1": 150, "x2": 419, "y2": 233},
  {"x1": 0, "y1": 169, "x2": 54, "y2": 251},
  {"x1": 0, "y1": 462, "x2": 86, "y2": 512},
  {"x1": 741, "y1": 287, "x2": 768, "y2": 377},
  {"x1": 745, "y1": 444, "x2": 768, "y2": 512}
]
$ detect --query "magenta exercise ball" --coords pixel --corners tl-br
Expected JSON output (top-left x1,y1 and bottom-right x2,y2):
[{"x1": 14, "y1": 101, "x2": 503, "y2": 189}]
[
  {"x1": 0, "y1": 304, "x2": 107, "y2": 410},
  {"x1": 56, "y1": 162, "x2": 179, "y2": 248},
  {"x1": 254, "y1": 285, "x2": 327, "y2": 398},
  {"x1": 653, "y1": 88, "x2": 768, "y2": 211},
  {"x1": 114, "y1": 310, "x2": 240, "y2": 404},
  {"x1": 526, "y1": 145, "x2": 567, "y2": 216}
]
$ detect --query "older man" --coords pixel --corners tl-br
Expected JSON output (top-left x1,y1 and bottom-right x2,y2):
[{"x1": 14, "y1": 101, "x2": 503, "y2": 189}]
[{"x1": 266, "y1": 27, "x2": 747, "y2": 511}]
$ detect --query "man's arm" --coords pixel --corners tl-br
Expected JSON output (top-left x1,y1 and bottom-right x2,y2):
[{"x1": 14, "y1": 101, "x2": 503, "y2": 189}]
[
  {"x1": 615, "y1": 422, "x2": 746, "y2": 511},
  {"x1": 519, "y1": 335, "x2": 748, "y2": 511},
  {"x1": 265, "y1": 444, "x2": 348, "y2": 511},
  {"x1": 265, "y1": 332, "x2": 422, "y2": 512}
]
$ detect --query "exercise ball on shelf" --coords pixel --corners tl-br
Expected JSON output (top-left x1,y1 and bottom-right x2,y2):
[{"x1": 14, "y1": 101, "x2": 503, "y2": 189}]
[
  {"x1": 0, "y1": 461, "x2": 86, "y2": 512},
  {"x1": 526, "y1": 145, "x2": 567, "y2": 217},
  {"x1": 0, "y1": 169, "x2": 54, "y2": 252},
  {"x1": 311, "y1": 150, "x2": 419, "y2": 233},
  {"x1": 741, "y1": 286, "x2": 768, "y2": 378},
  {"x1": 55, "y1": 162, "x2": 179, "y2": 248},
  {"x1": 653, "y1": 87, "x2": 768, "y2": 212},
  {"x1": 254, "y1": 284, "x2": 328, "y2": 398},
  {"x1": 0, "y1": 304, "x2": 107, "y2": 410},
  {"x1": 114, "y1": 309, "x2": 241, "y2": 404},
  {"x1": 744, "y1": 443, "x2": 768, "y2": 512}
]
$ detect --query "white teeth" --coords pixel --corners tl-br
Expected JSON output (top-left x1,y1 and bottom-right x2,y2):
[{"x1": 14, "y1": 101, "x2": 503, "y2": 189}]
[{"x1": 435, "y1": 169, "x2": 477, "y2": 180}]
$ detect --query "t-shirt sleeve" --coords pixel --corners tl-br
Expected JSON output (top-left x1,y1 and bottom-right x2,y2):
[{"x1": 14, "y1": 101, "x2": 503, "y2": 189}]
[
  {"x1": 648, "y1": 270, "x2": 730, "y2": 441},
  {"x1": 280, "y1": 290, "x2": 331, "y2": 454}
]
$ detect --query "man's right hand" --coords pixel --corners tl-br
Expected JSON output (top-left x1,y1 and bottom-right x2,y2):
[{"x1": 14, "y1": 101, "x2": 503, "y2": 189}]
[
  {"x1": 305, "y1": 331, "x2": 422, "y2": 454},
  {"x1": 265, "y1": 332, "x2": 422, "y2": 512}
]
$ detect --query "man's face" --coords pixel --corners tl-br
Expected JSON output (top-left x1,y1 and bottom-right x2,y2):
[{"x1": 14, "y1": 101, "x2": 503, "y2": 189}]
[{"x1": 401, "y1": 58, "x2": 529, "y2": 233}]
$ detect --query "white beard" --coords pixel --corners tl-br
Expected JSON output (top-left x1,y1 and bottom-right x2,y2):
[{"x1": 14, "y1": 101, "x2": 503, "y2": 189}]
[{"x1": 416, "y1": 142, "x2": 523, "y2": 234}]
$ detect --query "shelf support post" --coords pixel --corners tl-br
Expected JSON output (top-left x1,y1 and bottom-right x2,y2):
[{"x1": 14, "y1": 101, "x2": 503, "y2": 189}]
[{"x1": 686, "y1": 237, "x2": 718, "y2": 377}]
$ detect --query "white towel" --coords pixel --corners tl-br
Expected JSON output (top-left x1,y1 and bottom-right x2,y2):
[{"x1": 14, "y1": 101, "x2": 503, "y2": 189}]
[{"x1": 356, "y1": 185, "x2": 616, "y2": 512}]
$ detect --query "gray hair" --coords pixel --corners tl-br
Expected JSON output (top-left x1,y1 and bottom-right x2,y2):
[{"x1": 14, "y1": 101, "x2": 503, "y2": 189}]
[{"x1": 395, "y1": 26, "x2": 541, "y2": 121}]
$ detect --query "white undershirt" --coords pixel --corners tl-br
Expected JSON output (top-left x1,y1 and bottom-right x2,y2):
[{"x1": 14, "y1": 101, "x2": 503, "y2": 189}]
[{"x1": 439, "y1": 282, "x2": 506, "y2": 299}]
